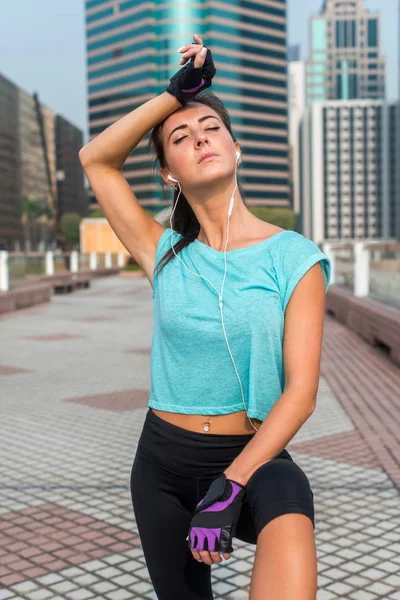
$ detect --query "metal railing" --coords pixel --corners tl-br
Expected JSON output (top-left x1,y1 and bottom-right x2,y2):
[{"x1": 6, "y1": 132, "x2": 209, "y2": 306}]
[
  {"x1": 0, "y1": 251, "x2": 127, "y2": 292},
  {"x1": 323, "y1": 239, "x2": 400, "y2": 308}
]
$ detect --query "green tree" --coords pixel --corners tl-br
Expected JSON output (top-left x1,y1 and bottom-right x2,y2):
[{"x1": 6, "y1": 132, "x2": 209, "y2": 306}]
[
  {"x1": 249, "y1": 207, "x2": 297, "y2": 231},
  {"x1": 88, "y1": 209, "x2": 106, "y2": 218},
  {"x1": 20, "y1": 196, "x2": 55, "y2": 250},
  {"x1": 60, "y1": 213, "x2": 82, "y2": 248}
]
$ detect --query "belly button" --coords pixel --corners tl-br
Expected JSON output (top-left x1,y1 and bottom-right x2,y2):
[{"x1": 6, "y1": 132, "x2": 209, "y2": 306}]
[{"x1": 202, "y1": 418, "x2": 211, "y2": 433}]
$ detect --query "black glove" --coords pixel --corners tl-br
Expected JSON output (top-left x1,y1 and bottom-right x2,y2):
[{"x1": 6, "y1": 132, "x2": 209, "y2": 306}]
[
  {"x1": 187, "y1": 473, "x2": 245, "y2": 554},
  {"x1": 166, "y1": 42, "x2": 216, "y2": 106}
]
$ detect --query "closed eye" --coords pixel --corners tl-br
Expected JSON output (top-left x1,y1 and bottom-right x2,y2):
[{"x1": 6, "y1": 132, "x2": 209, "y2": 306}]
[{"x1": 174, "y1": 127, "x2": 220, "y2": 144}]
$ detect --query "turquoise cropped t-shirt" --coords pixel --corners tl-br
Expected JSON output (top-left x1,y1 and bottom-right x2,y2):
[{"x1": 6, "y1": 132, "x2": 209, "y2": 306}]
[{"x1": 148, "y1": 228, "x2": 331, "y2": 422}]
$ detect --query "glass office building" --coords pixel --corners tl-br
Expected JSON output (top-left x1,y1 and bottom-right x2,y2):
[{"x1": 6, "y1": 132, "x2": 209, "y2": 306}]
[
  {"x1": 306, "y1": 0, "x2": 385, "y2": 106},
  {"x1": 85, "y1": 0, "x2": 289, "y2": 209}
]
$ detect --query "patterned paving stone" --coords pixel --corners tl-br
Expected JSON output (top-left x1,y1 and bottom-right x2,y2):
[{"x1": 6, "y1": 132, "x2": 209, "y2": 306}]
[
  {"x1": 71, "y1": 317, "x2": 116, "y2": 322},
  {"x1": 64, "y1": 389, "x2": 150, "y2": 411},
  {"x1": 289, "y1": 429, "x2": 382, "y2": 470},
  {"x1": 25, "y1": 334, "x2": 86, "y2": 341},
  {"x1": 0, "y1": 277, "x2": 398, "y2": 599},
  {"x1": 0, "y1": 365, "x2": 33, "y2": 376},
  {"x1": 0, "y1": 503, "x2": 138, "y2": 587},
  {"x1": 322, "y1": 315, "x2": 400, "y2": 489}
]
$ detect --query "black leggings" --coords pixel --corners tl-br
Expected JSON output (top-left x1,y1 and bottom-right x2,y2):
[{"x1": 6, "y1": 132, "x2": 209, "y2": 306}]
[{"x1": 130, "y1": 408, "x2": 314, "y2": 600}]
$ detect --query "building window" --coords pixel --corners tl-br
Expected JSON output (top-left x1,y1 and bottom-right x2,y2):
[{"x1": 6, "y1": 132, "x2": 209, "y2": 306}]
[{"x1": 367, "y1": 19, "x2": 378, "y2": 47}]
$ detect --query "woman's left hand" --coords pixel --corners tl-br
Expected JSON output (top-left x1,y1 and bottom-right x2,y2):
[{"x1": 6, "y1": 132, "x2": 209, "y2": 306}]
[{"x1": 186, "y1": 473, "x2": 246, "y2": 565}]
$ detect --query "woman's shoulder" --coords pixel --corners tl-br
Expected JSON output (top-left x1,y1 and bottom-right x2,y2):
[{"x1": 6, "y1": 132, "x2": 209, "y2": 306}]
[{"x1": 271, "y1": 229, "x2": 319, "y2": 252}]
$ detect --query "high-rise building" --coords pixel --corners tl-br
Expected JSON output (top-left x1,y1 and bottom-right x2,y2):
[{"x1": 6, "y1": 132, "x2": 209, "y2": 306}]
[
  {"x1": 56, "y1": 116, "x2": 86, "y2": 222},
  {"x1": 84, "y1": 0, "x2": 289, "y2": 210},
  {"x1": 299, "y1": 100, "x2": 398, "y2": 243},
  {"x1": 0, "y1": 75, "x2": 21, "y2": 250},
  {"x1": 288, "y1": 44, "x2": 301, "y2": 62},
  {"x1": 388, "y1": 102, "x2": 400, "y2": 241},
  {"x1": 288, "y1": 60, "x2": 306, "y2": 216},
  {"x1": 306, "y1": 0, "x2": 385, "y2": 106},
  {"x1": 0, "y1": 73, "x2": 86, "y2": 250}
]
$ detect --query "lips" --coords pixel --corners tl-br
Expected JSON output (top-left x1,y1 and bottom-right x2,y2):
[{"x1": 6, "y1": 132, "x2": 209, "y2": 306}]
[{"x1": 198, "y1": 152, "x2": 218, "y2": 164}]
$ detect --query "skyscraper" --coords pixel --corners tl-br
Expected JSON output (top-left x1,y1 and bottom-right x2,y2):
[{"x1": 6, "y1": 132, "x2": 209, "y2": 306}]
[
  {"x1": 288, "y1": 44, "x2": 300, "y2": 62},
  {"x1": 299, "y1": 100, "x2": 398, "y2": 243},
  {"x1": 306, "y1": 0, "x2": 385, "y2": 106},
  {"x1": 0, "y1": 73, "x2": 85, "y2": 250},
  {"x1": 288, "y1": 60, "x2": 305, "y2": 216},
  {"x1": 389, "y1": 102, "x2": 400, "y2": 241},
  {"x1": 84, "y1": 0, "x2": 289, "y2": 210}
]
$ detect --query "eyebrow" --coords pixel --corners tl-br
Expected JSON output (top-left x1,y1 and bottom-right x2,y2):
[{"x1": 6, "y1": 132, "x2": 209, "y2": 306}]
[{"x1": 167, "y1": 115, "x2": 221, "y2": 141}]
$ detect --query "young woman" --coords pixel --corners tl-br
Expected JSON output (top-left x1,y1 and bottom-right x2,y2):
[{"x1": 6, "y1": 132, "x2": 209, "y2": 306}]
[{"x1": 80, "y1": 34, "x2": 331, "y2": 600}]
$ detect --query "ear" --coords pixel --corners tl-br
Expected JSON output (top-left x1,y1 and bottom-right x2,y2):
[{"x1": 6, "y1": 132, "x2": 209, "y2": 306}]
[
  {"x1": 160, "y1": 167, "x2": 176, "y2": 188},
  {"x1": 235, "y1": 143, "x2": 241, "y2": 164}
]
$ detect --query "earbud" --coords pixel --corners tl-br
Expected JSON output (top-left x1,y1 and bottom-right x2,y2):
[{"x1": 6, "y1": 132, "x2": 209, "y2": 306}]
[
  {"x1": 236, "y1": 150, "x2": 240, "y2": 161},
  {"x1": 168, "y1": 174, "x2": 179, "y2": 183}
]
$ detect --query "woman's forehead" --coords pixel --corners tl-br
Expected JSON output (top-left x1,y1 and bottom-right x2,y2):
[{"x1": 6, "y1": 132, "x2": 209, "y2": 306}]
[{"x1": 164, "y1": 104, "x2": 219, "y2": 133}]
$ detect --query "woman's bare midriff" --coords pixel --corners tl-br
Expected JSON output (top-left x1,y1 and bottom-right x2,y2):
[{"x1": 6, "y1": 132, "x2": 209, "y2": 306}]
[{"x1": 151, "y1": 408, "x2": 262, "y2": 435}]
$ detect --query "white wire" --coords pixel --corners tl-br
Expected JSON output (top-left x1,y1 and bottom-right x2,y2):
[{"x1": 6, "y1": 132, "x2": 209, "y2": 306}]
[{"x1": 168, "y1": 160, "x2": 259, "y2": 433}]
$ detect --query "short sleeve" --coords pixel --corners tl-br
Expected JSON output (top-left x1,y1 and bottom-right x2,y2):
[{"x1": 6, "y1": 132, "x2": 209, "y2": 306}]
[{"x1": 273, "y1": 232, "x2": 331, "y2": 313}]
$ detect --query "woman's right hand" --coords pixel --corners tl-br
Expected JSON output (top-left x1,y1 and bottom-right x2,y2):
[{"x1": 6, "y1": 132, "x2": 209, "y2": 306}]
[{"x1": 165, "y1": 33, "x2": 216, "y2": 106}]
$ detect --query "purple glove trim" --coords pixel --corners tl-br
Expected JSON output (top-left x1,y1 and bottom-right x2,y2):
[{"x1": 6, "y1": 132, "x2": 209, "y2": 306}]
[
  {"x1": 187, "y1": 475, "x2": 245, "y2": 554},
  {"x1": 196, "y1": 481, "x2": 243, "y2": 512},
  {"x1": 182, "y1": 78, "x2": 206, "y2": 93},
  {"x1": 189, "y1": 527, "x2": 221, "y2": 551}
]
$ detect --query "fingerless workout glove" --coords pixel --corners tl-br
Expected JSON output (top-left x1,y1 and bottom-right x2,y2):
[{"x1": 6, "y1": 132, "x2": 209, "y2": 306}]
[
  {"x1": 187, "y1": 473, "x2": 245, "y2": 554},
  {"x1": 166, "y1": 44, "x2": 216, "y2": 106}
]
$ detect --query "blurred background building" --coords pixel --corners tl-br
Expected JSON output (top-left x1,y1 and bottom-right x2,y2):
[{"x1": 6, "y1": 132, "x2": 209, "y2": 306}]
[
  {"x1": 56, "y1": 115, "x2": 87, "y2": 222},
  {"x1": 291, "y1": 0, "x2": 399, "y2": 244},
  {"x1": 84, "y1": 0, "x2": 289, "y2": 212},
  {"x1": 299, "y1": 99, "x2": 400, "y2": 243},
  {"x1": 288, "y1": 45, "x2": 305, "y2": 220},
  {"x1": 0, "y1": 73, "x2": 86, "y2": 251},
  {"x1": 306, "y1": 0, "x2": 386, "y2": 106}
]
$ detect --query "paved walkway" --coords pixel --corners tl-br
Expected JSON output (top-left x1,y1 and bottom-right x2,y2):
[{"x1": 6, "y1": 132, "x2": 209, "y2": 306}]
[{"x1": 0, "y1": 276, "x2": 399, "y2": 600}]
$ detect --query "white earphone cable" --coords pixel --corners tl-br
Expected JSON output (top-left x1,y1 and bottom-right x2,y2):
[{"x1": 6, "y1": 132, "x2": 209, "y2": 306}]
[{"x1": 166, "y1": 153, "x2": 259, "y2": 433}]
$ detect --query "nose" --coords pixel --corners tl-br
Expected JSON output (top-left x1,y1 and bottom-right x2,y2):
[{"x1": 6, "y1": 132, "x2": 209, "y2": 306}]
[{"x1": 195, "y1": 130, "x2": 210, "y2": 146}]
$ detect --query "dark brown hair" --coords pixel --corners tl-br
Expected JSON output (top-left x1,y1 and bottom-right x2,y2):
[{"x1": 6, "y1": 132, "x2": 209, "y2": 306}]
[{"x1": 147, "y1": 90, "x2": 246, "y2": 276}]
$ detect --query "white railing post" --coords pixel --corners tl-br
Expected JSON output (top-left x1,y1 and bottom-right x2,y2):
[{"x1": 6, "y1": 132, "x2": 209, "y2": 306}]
[
  {"x1": 0, "y1": 251, "x2": 9, "y2": 292},
  {"x1": 45, "y1": 251, "x2": 54, "y2": 276},
  {"x1": 322, "y1": 242, "x2": 335, "y2": 285},
  {"x1": 117, "y1": 252, "x2": 125, "y2": 268},
  {"x1": 354, "y1": 242, "x2": 370, "y2": 297},
  {"x1": 70, "y1": 251, "x2": 79, "y2": 273},
  {"x1": 105, "y1": 252, "x2": 112, "y2": 268},
  {"x1": 89, "y1": 252, "x2": 97, "y2": 270}
]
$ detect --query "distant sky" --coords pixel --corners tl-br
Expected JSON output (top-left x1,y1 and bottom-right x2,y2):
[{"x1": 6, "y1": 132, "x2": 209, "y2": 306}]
[{"x1": 0, "y1": 0, "x2": 398, "y2": 143}]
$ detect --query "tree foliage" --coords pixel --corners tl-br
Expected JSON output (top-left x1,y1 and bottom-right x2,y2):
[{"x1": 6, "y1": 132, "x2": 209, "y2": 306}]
[
  {"x1": 249, "y1": 207, "x2": 297, "y2": 231},
  {"x1": 60, "y1": 213, "x2": 82, "y2": 245}
]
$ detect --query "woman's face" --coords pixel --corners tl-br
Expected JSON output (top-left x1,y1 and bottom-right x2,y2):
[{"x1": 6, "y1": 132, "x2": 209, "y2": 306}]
[{"x1": 160, "y1": 102, "x2": 239, "y2": 191}]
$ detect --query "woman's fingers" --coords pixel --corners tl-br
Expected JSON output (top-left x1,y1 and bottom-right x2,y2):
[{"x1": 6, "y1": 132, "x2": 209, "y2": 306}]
[
  {"x1": 179, "y1": 47, "x2": 207, "y2": 68},
  {"x1": 178, "y1": 33, "x2": 205, "y2": 66},
  {"x1": 179, "y1": 47, "x2": 200, "y2": 63},
  {"x1": 190, "y1": 549, "x2": 224, "y2": 565},
  {"x1": 191, "y1": 548, "x2": 202, "y2": 562},
  {"x1": 209, "y1": 551, "x2": 222, "y2": 563},
  {"x1": 198, "y1": 550, "x2": 215, "y2": 565}
]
